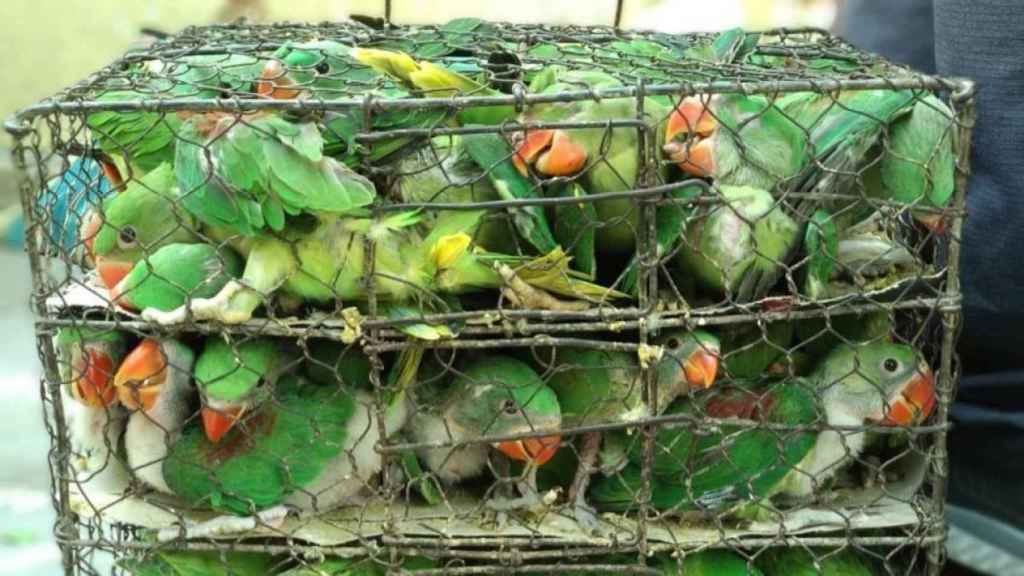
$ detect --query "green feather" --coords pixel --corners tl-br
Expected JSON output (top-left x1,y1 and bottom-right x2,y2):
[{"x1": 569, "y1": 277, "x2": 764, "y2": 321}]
[
  {"x1": 117, "y1": 550, "x2": 277, "y2": 576},
  {"x1": 757, "y1": 547, "x2": 877, "y2": 576}
]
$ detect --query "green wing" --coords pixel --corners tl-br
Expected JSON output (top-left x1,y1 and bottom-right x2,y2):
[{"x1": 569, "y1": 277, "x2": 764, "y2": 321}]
[
  {"x1": 88, "y1": 54, "x2": 263, "y2": 173},
  {"x1": 175, "y1": 115, "x2": 376, "y2": 236},
  {"x1": 117, "y1": 243, "x2": 244, "y2": 312},
  {"x1": 881, "y1": 94, "x2": 956, "y2": 211},
  {"x1": 547, "y1": 348, "x2": 636, "y2": 426},
  {"x1": 87, "y1": 92, "x2": 179, "y2": 174},
  {"x1": 801, "y1": 208, "x2": 839, "y2": 300},
  {"x1": 591, "y1": 381, "x2": 819, "y2": 512},
  {"x1": 164, "y1": 375, "x2": 355, "y2": 515}
]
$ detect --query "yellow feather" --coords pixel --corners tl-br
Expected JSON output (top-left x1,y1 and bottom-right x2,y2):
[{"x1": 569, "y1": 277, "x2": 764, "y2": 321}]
[
  {"x1": 409, "y1": 61, "x2": 482, "y2": 96},
  {"x1": 350, "y1": 47, "x2": 419, "y2": 84},
  {"x1": 430, "y1": 232, "x2": 473, "y2": 270}
]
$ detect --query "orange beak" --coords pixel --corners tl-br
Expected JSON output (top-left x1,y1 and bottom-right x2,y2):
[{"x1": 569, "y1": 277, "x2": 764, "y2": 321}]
[
  {"x1": 511, "y1": 129, "x2": 587, "y2": 177},
  {"x1": 257, "y1": 60, "x2": 301, "y2": 100},
  {"x1": 201, "y1": 405, "x2": 247, "y2": 444},
  {"x1": 683, "y1": 347, "x2": 720, "y2": 390},
  {"x1": 494, "y1": 435, "x2": 561, "y2": 466},
  {"x1": 113, "y1": 339, "x2": 167, "y2": 412},
  {"x1": 663, "y1": 96, "x2": 718, "y2": 177},
  {"x1": 97, "y1": 158, "x2": 124, "y2": 189},
  {"x1": 880, "y1": 365, "x2": 937, "y2": 426},
  {"x1": 71, "y1": 348, "x2": 118, "y2": 407},
  {"x1": 97, "y1": 258, "x2": 134, "y2": 292},
  {"x1": 914, "y1": 212, "x2": 947, "y2": 235}
]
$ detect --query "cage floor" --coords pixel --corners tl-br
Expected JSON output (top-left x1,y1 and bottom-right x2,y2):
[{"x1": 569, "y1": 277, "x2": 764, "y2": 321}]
[{"x1": 68, "y1": 479, "x2": 933, "y2": 548}]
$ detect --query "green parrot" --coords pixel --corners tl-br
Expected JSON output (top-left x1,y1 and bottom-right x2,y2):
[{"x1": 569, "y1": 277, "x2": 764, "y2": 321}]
[
  {"x1": 88, "y1": 172, "x2": 620, "y2": 326},
  {"x1": 546, "y1": 329, "x2": 720, "y2": 531},
  {"x1": 662, "y1": 93, "x2": 809, "y2": 191},
  {"x1": 81, "y1": 163, "x2": 199, "y2": 290},
  {"x1": 86, "y1": 53, "x2": 264, "y2": 183},
  {"x1": 672, "y1": 185, "x2": 801, "y2": 302},
  {"x1": 590, "y1": 340, "x2": 936, "y2": 514},
  {"x1": 112, "y1": 337, "x2": 196, "y2": 495},
  {"x1": 408, "y1": 355, "x2": 562, "y2": 515},
  {"x1": 116, "y1": 550, "x2": 280, "y2": 576},
  {"x1": 511, "y1": 67, "x2": 672, "y2": 256},
  {"x1": 54, "y1": 327, "x2": 131, "y2": 491},
  {"x1": 147, "y1": 336, "x2": 419, "y2": 541},
  {"x1": 757, "y1": 547, "x2": 877, "y2": 576},
  {"x1": 652, "y1": 549, "x2": 764, "y2": 575},
  {"x1": 109, "y1": 242, "x2": 244, "y2": 313}
]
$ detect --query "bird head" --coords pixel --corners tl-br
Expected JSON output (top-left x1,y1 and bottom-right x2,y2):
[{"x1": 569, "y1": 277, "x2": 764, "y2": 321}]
[
  {"x1": 652, "y1": 328, "x2": 721, "y2": 393},
  {"x1": 87, "y1": 163, "x2": 196, "y2": 291},
  {"x1": 55, "y1": 327, "x2": 129, "y2": 408},
  {"x1": 447, "y1": 356, "x2": 562, "y2": 466},
  {"x1": 663, "y1": 94, "x2": 719, "y2": 177},
  {"x1": 257, "y1": 41, "x2": 353, "y2": 100},
  {"x1": 195, "y1": 338, "x2": 280, "y2": 443},
  {"x1": 813, "y1": 341, "x2": 936, "y2": 427},
  {"x1": 113, "y1": 338, "x2": 194, "y2": 413}
]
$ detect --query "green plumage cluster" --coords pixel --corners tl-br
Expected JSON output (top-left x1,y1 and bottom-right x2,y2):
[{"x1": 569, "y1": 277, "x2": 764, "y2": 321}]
[{"x1": 56, "y1": 21, "x2": 949, "y2": 574}]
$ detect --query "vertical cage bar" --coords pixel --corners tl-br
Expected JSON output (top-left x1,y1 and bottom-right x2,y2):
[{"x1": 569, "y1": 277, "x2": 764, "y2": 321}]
[
  {"x1": 633, "y1": 77, "x2": 660, "y2": 560},
  {"x1": 10, "y1": 117, "x2": 79, "y2": 573},
  {"x1": 926, "y1": 81, "x2": 975, "y2": 576}
]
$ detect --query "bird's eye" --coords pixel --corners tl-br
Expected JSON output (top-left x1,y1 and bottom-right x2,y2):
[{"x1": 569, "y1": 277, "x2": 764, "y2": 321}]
[
  {"x1": 314, "y1": 61, "x2": 330, "y2": 75},
  {"x1": 117, "y1": 226, "x2": 137, "y2": 248},
  {"x1": 883, "y1": 358, "x2": 900, "y2": 373},
  {"x1": 502, "y1": 399, "x2": 519, "y2": 415},
  {"x1": 666, "y1": 338, "x2": 681, "y2": 350},
  {"x1": 217, "y1": 82, "x2": 233, "y2": 99}
]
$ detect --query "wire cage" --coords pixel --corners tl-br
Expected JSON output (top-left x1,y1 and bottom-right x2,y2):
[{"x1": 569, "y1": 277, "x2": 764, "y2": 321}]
[{"x1": 5, "y1": 15, "x2": 973, "y2": 576}]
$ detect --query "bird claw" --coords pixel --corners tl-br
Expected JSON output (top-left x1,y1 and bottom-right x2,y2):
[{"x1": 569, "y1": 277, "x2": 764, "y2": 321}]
[
  {"x1": 572, "y1": 501, "x2": 603, "y2": 536},
  {"x1": 155, "y1": 505, "x2": 291, "y2": 543},
  {"x1": 140, "y1": 281, "x2": 254, "y2": 325}
]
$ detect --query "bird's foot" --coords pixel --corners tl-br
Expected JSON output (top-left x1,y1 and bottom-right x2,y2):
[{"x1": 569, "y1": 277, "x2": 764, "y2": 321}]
[
  {"x1": 155, "y1": 505, "x2": 292, "y2": 543},
  {"x1": 498, "y1": 265, "x2": 590, "y2": 312},
  {"x1": 572, "y1": 500, "x2": 603, "y2": 536},
  {"x1": 141, "y1": 281, "x2": 255, "y2": 325}
]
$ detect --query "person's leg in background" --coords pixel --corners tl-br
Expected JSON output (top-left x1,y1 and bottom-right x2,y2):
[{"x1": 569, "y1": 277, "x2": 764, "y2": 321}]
[
  {"x1": 933, "y1": 1, "x2": 1024, "y2": 573},
  {"x1": 832, "y1": 0, "x2": 936, "y2": 73}
]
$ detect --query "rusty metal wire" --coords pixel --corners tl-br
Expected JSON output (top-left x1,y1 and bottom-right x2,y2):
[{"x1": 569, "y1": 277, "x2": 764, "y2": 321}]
[{"x1": 5, "y1": 18, "x2": 973, "y2": 576}]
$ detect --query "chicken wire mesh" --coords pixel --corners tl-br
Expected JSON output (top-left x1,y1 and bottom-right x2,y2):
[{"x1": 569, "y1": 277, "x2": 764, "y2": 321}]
[{"x1": 5, "y1": 18, "x2": 973, "y2": 576}]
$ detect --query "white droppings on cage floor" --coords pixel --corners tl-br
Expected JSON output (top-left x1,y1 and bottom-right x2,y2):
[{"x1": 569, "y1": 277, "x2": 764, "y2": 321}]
[{"x1": 67, "y1": 484, "x2": 930, "y2": 547}]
